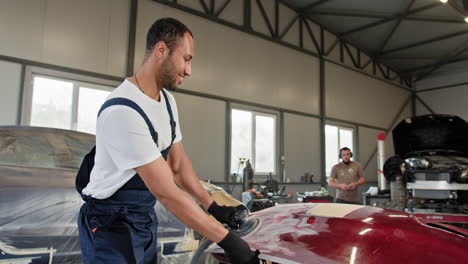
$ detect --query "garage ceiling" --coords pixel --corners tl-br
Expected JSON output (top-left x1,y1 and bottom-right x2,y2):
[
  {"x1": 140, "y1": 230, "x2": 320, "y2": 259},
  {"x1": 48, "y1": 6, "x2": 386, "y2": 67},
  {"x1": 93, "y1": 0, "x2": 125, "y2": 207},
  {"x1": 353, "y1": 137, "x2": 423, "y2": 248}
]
[{"x1": 281, "y1": 0, "x2": 468, "y2": 81}]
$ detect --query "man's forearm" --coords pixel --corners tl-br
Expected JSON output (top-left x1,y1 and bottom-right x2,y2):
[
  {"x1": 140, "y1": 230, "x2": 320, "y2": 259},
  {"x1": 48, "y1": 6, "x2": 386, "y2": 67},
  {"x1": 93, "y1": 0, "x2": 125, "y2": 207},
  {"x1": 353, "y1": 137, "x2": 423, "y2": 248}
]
[
  {"x1": 354, "y1": 176, "x2": 366, "y2": 186},
  {"x1": 158, "y1": 185, "x2": 226, "y2": 242},
  {"x1": 136, "y1": 157, "x2": 226, "y2": 243},
  {"x1": 328, "y1": 178, "x2": 340, "y2": 188},
  {"x1": 174, "y1": 156, "x2": 213, "y2": 209}
]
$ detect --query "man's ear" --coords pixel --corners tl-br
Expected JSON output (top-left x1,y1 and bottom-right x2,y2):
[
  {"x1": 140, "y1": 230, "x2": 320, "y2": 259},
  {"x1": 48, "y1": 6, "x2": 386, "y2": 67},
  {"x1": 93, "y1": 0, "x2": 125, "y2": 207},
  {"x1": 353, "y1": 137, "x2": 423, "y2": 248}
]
[{"x1": 153, "y1": 41, "x2": 168, "y2": 58}]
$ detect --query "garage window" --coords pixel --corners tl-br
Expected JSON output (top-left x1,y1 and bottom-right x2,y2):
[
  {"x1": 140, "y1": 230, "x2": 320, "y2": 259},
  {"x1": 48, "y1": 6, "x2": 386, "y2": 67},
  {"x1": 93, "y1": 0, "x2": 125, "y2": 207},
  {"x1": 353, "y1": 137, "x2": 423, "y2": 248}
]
[
  {"x1": 28, "y1": 75, "x2": 112, "y2": 134},
  {"x1": 230, "y1": 108, "x2": 277, "y2": 175},
  {"x1": 325, "y1": 124, "x2": 354, "y2": 177}
]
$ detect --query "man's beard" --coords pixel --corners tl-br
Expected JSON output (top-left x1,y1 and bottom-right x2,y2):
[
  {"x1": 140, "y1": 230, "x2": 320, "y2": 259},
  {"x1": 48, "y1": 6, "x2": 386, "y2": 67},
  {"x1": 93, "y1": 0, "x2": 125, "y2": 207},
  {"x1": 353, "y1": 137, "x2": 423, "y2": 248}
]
[
  {"x1": 159, "y1": 56, "x2": 178, "y2": 91},
  {"x1": 343, "y1": 160, "x2": 350, "y2": 165}
]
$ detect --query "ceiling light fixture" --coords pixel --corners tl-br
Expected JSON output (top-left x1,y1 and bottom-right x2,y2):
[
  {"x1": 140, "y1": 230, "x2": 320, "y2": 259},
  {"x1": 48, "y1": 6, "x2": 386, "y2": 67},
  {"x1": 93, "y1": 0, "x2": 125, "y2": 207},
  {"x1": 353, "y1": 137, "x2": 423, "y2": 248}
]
[
  {"x1": 440, "y1": 0, "x2": 447, "y2": 3},
  {"x1": 465, "y1": 16, "x2": 468, "y2": 23}
]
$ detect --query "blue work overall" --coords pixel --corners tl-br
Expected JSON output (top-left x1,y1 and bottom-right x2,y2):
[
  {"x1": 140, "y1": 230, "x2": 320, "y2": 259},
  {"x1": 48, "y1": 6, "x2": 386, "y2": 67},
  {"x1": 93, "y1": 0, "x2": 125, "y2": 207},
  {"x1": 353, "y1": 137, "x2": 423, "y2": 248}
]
[{"x1": 76, "y1": 90, "x2": 176, "y2": 264}]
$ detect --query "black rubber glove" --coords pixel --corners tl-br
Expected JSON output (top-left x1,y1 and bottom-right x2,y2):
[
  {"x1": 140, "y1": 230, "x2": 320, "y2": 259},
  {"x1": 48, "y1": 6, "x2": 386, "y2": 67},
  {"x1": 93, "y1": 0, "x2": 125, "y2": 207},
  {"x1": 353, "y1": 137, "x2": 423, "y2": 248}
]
[
  {"x1": 208, "y1": 201, "x2": 245, "y2": 228},
  {"x1": 218, "y1": 230, "x2": 260, "y2": 264}
]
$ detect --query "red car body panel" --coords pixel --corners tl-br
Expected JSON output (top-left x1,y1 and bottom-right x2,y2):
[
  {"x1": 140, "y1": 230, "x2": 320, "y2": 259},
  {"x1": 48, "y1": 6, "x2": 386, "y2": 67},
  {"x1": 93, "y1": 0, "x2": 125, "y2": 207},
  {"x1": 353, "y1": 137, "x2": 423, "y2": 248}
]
[{"x1": 207, "y1": 203, "x2": 468, "y2": 264}]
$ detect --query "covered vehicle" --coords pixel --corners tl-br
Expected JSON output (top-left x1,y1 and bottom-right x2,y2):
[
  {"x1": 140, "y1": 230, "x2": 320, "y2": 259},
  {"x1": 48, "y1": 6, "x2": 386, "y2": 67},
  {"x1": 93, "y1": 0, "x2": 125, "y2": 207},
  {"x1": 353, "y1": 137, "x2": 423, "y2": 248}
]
[{"x1": 0, "y1": 126, "x2": 204, "y2": 264}]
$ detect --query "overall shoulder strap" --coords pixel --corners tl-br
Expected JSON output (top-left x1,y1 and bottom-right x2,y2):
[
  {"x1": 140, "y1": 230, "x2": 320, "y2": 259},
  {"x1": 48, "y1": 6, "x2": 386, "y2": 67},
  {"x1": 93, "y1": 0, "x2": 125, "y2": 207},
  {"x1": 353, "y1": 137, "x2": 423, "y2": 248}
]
[
  {"x1": 161, "y1": 90, "x2": 176, "y2": 145},
  {"x1": 98, "y1": 97, "x2": 158, "y2": 146}
]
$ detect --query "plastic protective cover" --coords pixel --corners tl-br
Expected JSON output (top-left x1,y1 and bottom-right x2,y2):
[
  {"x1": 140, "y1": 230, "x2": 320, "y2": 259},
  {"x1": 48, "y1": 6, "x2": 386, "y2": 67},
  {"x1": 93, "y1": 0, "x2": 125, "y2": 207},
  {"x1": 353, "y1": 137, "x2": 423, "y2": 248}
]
[{"x1": 0, "y1": 126, "x2": 199, "y2": 264}]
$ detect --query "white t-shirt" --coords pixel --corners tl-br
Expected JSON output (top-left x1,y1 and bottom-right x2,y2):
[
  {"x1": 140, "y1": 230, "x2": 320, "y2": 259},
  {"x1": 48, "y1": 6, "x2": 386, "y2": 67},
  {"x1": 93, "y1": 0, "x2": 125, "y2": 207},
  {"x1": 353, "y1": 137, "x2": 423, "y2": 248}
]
[{"x1": 82, "y1": 79, "x2": 182, "y2": 199}]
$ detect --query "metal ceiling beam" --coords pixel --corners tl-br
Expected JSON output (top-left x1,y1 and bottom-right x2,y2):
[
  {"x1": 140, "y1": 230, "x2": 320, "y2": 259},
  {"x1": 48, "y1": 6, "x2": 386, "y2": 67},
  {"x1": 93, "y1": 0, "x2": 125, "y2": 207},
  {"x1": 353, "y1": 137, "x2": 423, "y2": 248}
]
[
  {"x1": 153, "y1": 0, "x2": 320, "y2": 60},
  {"x1": 357, "y1": 49, "x2": 361, "y2": 67},
  {"x1": 339, "y1": 3, "x2": 441, "y2": 38},
  {"x1": 379, "y1": 56, "x2": 436, "y2": 60},
  {"x1": 377, "y1": 0, "x2": 415, "y2": 54},
  {"x1": 376, "y1": 63, "x2": 389, "y2": 79},
  {"x1": 280, "y1": 0, "x2": 405, "y2": 77},
  {"x1": 199, "y1": 0, "x2": 210, "y2": 14},
  {"x1": 126, "y1": 0, "x2": 138, "y2": 76},
  {"x1": 448, "y1": 0, "x2": 468, "y2": 15},
  {"x1": 324, "y1": 38, "x2": 339, "y2": 56},
  {"x1": 306, "y1": 9, "x2": 464, "y2": 24},
  {"x1": 339, "y1": 40, "x2": 344, "y2": 62},
  {"x1": 463, "y1": 0, "x2": 468, "y2": 10},
  {"x1": 398, "y1": 57, "x2": 467, "y2": 74},
  {"x1": 320, "y1": 26, "x2": 325, "y2": 53},
  {"x1": 381, "y1": 28, "x2": 468, "y2": 56},
  {"x1": 415, "y1": 41, "x2": 468, "y2": 80},
  {"x1": 300, "y1": 0, "x2": 330, "y2": 12},
  {"x1": 343, "y1": 41, "x2": 359, "y2": 68},
  {"x1": 307, "y1": 9, "x2": 389, "y2": 19},
  {"x1": 244, "y1": 0, "x2": 252, "y2": 29},
  {"x1": 360, "y1": 57, "x2": 372, "y2": 70},
  {"x1": 299, "y1": 16, "x2": 304, "y2": 48},
  {"x1": 210, "y1": 0, "x2": 215, "y2": 15},
  {"x1": 417, "y1": 81, "x2": 468, "y2": 93},
  {"x1": 256, "y1": 0, "x2": 275, "y2": 37},
  {"x1": 303, "y1": 17, "x2": 321, "y2": 54},
  {"x1": 405, "y1": 16, "x2": 465, "y2": 23},
  {"x1": 279, "y1": 14, "x2": 299, "y2": 40},
  {"x1": 215, "y1": 0, "x2": 231, "y2": 17},
  {"x1": 275, "y1": 0, "x2": 280, "y2": 37},
  {"x1": 415, "y1": 95, "x2": 435, "y2": 114},
  {"x1": 323, "y1": 57, "x2": 413, "y2": 91}
]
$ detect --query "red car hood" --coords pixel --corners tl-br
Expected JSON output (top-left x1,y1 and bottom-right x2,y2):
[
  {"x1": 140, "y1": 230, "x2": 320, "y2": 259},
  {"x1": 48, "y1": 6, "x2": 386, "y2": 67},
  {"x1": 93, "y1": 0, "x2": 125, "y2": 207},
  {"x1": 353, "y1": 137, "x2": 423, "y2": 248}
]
[{"x1": 207, "y1": 203, "x2": 468, "y2": 264}]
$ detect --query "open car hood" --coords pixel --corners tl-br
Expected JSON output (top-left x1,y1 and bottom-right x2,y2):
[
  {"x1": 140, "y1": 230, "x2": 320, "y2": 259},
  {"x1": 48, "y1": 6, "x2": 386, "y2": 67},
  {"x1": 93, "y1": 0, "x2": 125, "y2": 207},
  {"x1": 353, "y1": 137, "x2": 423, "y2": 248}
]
[{"x1": 392, "y1": 114, "x2": 468, "y2": 158}]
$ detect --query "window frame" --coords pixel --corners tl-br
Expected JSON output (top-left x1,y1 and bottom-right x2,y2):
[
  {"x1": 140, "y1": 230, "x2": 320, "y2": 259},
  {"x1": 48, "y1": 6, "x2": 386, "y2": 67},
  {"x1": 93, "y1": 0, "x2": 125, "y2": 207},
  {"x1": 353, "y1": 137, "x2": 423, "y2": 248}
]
[
  {"x1": 325, "y1": 122, "x2": 356, "y2": 178},
  {"x1": 229, "y1": 104, "x2": 279, "y2": 176},
  {"x1": 21, "y1": 66, "x2": 118, "y2": 133}
]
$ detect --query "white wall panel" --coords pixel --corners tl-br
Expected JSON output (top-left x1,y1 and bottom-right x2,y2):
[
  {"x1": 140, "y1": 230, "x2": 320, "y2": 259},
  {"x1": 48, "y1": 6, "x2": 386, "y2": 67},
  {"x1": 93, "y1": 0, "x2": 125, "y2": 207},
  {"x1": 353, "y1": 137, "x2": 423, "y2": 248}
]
[
  {"x1": 0, "y1": 61, "x2": 22, "y2": 125},
  {"x1": 359, "y1": 101, "x2": 412, "y2": 183},
  {"x1": 0, "y1": 0, "x2": 129, "y2": 77},
  {"x1": 0, "y1": 0, "x2": 46, "y2": 61},
  {"x1": 358, "y1": 127, "x2": 382, "y2": 182},
  {"x1": 172, "y1": 93, "x2": 226, "y2": 182},
  {"x1": 417, "y1": 86, "x2": 468, "y2": 121},
  {"x1": 284, "y1": 113, "x2": 321, "y2": 183},
  {"x1": 42, "y1": 0, "x2": 128, "y2": 76},
  {"x1": 325, "y1": 62, "x2": 411, "y2": 128},
  {"x1": 107, "y1": 0, "x2": 131, "y2": 76},
  {"x1": 136, "y1": 1, "x2": 320, "y2": 114}
]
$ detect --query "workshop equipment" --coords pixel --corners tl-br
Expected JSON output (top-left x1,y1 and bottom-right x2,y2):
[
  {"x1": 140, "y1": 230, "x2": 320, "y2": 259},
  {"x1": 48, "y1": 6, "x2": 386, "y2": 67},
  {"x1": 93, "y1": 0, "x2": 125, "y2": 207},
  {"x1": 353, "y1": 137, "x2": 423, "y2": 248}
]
[{"x1": 383, "y1": 115, "x2": 468, "y2": 216}]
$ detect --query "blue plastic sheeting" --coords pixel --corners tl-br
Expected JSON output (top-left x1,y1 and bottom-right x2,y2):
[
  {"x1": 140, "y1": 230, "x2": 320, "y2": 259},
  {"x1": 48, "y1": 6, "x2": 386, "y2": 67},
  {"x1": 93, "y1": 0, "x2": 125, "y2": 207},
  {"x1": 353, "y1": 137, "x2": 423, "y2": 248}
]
[{"x1": 0, "y1": 126, "x2": 195, "y2": 264}]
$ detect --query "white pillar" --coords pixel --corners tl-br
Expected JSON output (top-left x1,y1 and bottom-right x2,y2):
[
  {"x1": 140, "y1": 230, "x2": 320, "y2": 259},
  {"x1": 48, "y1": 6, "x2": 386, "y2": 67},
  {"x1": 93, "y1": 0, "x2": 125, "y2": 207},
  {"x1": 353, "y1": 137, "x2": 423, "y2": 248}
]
[{"x1": 377, "y1": 133, "x2": 389, "y2": 191}]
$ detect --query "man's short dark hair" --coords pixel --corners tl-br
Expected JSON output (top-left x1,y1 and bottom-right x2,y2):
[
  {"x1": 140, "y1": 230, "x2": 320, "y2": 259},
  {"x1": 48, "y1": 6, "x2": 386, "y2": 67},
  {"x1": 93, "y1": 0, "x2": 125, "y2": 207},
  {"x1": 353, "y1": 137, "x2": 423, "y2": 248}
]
[{"x1": 146, "y1": 18, "x2": 193, "y2": 57}]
